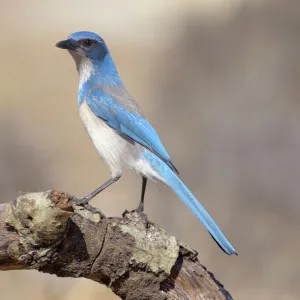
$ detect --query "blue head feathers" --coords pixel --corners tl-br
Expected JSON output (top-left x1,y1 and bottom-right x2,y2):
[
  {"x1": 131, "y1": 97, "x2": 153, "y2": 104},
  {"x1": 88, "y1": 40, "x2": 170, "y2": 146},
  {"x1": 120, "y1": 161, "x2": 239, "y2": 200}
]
[{"x1": 56, "y1": 31, "x2": 108, "y2": 60}]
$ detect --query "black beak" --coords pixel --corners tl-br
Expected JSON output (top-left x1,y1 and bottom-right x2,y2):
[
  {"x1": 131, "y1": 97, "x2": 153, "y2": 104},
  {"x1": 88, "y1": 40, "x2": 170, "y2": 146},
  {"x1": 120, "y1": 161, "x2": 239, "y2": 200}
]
[{"x1": 55, "y1": 39, "x2": 78, "y2": 50}]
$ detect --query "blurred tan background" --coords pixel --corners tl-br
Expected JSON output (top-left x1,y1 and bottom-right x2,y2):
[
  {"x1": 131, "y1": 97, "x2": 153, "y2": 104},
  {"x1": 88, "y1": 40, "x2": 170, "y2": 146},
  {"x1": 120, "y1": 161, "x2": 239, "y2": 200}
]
[{"x1": 0, "y1": 0, "x2": 300, "y2": 299}]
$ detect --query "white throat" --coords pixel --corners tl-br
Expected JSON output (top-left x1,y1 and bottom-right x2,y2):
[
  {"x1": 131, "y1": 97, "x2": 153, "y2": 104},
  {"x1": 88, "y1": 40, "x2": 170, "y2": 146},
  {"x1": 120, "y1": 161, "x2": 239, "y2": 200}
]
[
  {"x1": 78, "y1": 58, "x2": 93, "y2": 85},
  {"x1": 69, "y1": 51, "x2": 94, "y2": 86}
]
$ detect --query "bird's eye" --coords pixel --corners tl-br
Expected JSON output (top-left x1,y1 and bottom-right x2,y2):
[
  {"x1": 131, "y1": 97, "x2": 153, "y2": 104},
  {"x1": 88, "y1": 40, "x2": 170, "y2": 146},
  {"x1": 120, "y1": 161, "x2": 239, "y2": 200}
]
[{"x1": 82, "y1": 39, "x2": 93, "y2": 47}]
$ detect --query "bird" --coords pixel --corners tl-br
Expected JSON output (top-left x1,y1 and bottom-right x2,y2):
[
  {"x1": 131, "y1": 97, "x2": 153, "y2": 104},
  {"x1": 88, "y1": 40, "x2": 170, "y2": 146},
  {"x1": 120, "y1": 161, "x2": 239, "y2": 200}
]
[{"x1": 56, "y1": 31, "x2": 237, "y2": 255}]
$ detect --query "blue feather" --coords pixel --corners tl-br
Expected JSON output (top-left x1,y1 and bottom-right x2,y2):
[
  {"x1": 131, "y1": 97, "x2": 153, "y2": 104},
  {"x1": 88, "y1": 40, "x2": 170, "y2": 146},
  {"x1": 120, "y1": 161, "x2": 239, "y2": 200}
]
[{"x1": 143, "y1": 151, "x2": 238, "y2": 255}]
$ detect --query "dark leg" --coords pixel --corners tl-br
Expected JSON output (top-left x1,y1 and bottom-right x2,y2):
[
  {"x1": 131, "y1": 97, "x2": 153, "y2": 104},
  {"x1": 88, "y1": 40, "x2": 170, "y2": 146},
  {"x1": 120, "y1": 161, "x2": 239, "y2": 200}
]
[
  {"x1": 137, "y1": 176, "x2": 147, "y2": 212},
  {"x1": 73, "y1": 175, "x2": 121, "y2": 206}
]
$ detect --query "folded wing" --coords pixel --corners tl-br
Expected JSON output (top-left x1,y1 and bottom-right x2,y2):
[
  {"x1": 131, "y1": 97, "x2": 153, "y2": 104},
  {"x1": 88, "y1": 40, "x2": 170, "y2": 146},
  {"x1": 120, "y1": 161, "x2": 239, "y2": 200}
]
[{"x1": 84, "y1": 86, "x2": 179, "y2": 174}]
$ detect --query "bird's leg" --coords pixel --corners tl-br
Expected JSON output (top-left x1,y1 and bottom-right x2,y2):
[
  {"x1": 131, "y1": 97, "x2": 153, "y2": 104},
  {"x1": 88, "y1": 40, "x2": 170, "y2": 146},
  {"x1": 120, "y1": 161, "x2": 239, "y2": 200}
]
[
  {"x1": 136, "y1": 176, "x2": 147, "y2": 212},
  {"x1": 72, "y1": 175, "x2": 121, "y2": 206}
]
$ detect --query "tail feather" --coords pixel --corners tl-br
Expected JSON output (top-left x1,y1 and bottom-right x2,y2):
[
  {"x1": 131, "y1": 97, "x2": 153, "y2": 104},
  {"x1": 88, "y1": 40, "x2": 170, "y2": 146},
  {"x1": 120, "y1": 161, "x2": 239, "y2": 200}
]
[{"x1": 149, "y1": 155, "x2": 237, "y2": 255}]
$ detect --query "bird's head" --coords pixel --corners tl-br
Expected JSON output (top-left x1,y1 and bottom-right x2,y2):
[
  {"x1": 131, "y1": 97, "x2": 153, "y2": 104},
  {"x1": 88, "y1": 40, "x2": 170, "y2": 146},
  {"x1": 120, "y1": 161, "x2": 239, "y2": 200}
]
[
  {"x1": 56, "y1": 31, "x2": 120, "y2": 86},
  {"x1": 56, "y1": 31, "x2": 108, "y2": 61}
]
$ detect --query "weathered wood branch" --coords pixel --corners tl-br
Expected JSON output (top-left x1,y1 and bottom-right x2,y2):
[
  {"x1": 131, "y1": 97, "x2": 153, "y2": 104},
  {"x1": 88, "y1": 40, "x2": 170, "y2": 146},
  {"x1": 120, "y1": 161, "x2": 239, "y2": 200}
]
[{"x1": 0, "y1": 191, "x2": 233, "y2": 300}]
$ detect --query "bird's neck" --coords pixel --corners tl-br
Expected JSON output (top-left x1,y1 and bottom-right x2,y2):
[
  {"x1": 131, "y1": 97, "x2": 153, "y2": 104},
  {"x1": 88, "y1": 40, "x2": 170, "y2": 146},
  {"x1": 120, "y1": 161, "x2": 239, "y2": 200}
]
[
  {"x1": 78, "y1": 54, "x2": 122, "y2": 88},
  {"x1": 78, "y1": 54, "x2": 123, "y2": 107}
]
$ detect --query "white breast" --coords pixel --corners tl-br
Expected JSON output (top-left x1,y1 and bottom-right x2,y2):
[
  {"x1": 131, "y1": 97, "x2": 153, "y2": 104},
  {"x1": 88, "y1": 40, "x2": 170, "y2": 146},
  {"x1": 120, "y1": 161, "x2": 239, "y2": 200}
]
[
  {"x1": 79, "y1": 100, "x2": 165, "y2": 182},
  {"x1": 79, "y1": 100, "x2": 128, "y2": 177}
]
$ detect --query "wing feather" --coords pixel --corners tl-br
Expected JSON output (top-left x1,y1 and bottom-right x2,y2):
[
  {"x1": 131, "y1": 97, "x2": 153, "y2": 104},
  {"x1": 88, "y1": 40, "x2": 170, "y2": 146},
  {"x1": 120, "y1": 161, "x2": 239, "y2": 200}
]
[{"x1": 85, "y1": 86, "x2": 179, "y2": 174}]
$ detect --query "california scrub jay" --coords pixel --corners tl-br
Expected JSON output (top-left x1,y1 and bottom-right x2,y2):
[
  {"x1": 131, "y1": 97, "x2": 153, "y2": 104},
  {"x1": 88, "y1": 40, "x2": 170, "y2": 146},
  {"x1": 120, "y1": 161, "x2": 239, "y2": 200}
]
[{"x1": 56, "y1": 31, "x2": 237, "y2": 255}]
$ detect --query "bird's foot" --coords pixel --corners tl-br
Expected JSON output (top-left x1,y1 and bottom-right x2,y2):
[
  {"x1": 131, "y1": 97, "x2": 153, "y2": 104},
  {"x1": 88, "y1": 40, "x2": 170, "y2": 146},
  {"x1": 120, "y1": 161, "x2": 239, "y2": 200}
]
[
  {"x1": 71, "y1": 197, "x2": 105, "y2": 217},
  {"x1": 71, "y1": 196, "x2": 90, "y2": 206},
  {"x1": 84, "y1": 204, "x2": 106, "y2": 217},
  {"x1": 122, "y1": 205, "x2": 149, "y2": 223}
]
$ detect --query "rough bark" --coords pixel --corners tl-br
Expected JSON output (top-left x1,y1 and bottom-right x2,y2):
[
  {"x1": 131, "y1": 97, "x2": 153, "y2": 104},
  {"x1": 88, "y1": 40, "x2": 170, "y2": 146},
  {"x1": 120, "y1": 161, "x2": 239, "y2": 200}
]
[{"x1": 0, "y1": 190, "x2": 233, "y2": 300}]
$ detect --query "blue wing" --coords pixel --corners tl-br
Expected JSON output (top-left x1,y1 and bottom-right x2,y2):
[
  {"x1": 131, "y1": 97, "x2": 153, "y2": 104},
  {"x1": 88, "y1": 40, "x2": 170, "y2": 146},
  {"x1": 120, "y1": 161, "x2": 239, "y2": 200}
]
[{"x1": 83, "y1": 86, "x2": 179, "y2": 174}]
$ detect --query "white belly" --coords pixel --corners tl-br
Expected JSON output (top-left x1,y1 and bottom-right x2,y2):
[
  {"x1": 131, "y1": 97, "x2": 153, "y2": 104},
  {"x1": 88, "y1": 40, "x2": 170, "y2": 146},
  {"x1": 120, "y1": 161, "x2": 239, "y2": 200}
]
[{"x1": 79, "y1": 100, "x2": 165, "y2": 182}]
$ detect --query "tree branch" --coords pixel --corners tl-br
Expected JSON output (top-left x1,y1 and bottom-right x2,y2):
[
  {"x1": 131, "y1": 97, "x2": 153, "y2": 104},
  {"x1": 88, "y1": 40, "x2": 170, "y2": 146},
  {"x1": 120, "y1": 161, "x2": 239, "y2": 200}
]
[{"x1": 0, "y1": 191, "x2": 233, "y2": 300}]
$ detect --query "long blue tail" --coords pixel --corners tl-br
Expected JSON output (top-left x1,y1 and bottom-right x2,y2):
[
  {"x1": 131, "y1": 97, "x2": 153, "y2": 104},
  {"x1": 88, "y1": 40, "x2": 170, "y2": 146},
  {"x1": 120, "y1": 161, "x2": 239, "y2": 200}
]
[{"x1": 147, "y1": 153, "x2": 238, "y2": 255}]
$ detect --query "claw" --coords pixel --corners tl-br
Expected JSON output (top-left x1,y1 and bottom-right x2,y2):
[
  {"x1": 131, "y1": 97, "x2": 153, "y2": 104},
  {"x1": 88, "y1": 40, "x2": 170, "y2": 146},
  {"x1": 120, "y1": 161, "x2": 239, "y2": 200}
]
[
  {"x1": 71, "y1": 196, "x2": 90, "y2": 206},
  {"x1": 84, "y1": 203, "x2": 106, "y2": 218},
  {"x1": 71, "y1": 197, "x2": 105, "y2": 218},
  {"x1": 128, "y1": 207, "x2": 149, "y2": 223}
]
